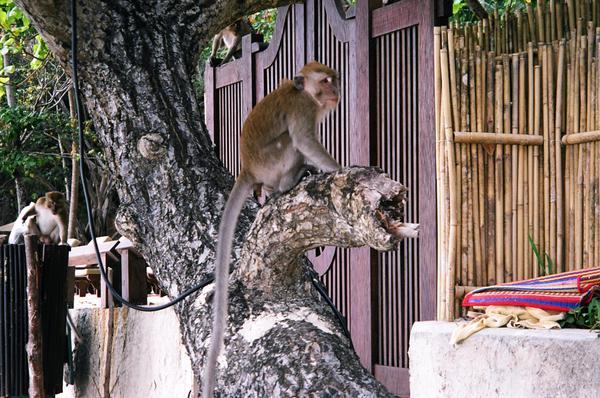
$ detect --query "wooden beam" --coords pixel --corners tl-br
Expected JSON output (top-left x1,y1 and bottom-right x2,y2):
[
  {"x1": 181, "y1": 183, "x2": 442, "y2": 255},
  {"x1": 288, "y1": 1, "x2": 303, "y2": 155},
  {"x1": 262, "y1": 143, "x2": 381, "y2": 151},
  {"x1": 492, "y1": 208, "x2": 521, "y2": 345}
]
[
  {"x1": 561, "y1": 130, "x2": 600, "y2": 145},
  {"x1": 454, "y1": 132, "x2": 544, "y2": 145}
]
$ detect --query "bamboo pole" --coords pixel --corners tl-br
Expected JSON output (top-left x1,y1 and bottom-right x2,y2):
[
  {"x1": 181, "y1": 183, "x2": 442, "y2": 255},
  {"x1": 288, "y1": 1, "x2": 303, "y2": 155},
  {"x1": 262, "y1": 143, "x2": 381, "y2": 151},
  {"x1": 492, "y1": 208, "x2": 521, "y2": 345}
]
[
  {"x1": 528, "y1": 3, "x2": 538, "y2": 46},
  {"x1": 25, "y1": 235, "x2": 45, "y2": 398},
  {"x1": 518, "y1": 53, "x2": 527, "y2": 280},
  {"x1": 511, "y1": 54, "x2": 520, "y2": 281},
  {"x1": 596, "y1": 36, "x2": 600, "y2": 265},
  {"x1": 557, "y1": 0, "x2": 565, "y2": 39},
  {"x1": 441, "y1": 48, "x2": 458, "y2": 320},
  {"x1": 550, "y1": 0, "x2": 557, "y2": 42},
  {"x1": 449, "y1": 27, "x2": 460, "y2": 134},
  {"x1": 467, "y1": 56, "x2": 476, "y2": 286},
  {"x1": 503, "y1": 56, "x2": 512, "y2": 281},
  {"x1": 538, "y1": 0, "x2": 547, "y2": 44},
  {"x1": 474, "y1": 48, "x2": 484, "y2": 286},
  {"x1": 548, "y1": 44, "x2": 557, "y2": 272},
  {"x1": 528, "y1": 43, "x2": 535, "y2": 277},
  {"x1": 454, "y1": 132, "x2": 544, "y2": 145},
  {"x1": 534, "y1": 65, "x2": 543, "y2": 277},
  {"x1": 555, "y1": 40, "x2": 566, "y2": 274},
  {"x1": 542, "y1": 45, "x2": 551, "y2": 275},
  {"x1": 561, "y1": 130, "x2": 600, "y2": 143},
  {"x1": 487, "y1": 53, "x2": 497, "y2": 285},
  {"x1": 568, "y1": 0, "x2": 576, "y2": 33},
  {"x1": 517, "y1": 10, "x2": 524, "y2": 52},
  {"x1": 567, "y1": 58, "x2": 576, "y2": 271},
  {"x1": 575, "y1": 37, "x2": 584, "y2": 270},
  {"x1": 458, "y1": 52, "x2": 467, "y2": 284},
  {"x1": 496, "y1": 65, "x2": 505, "y2": 284},
  {"x1": 589, "y1": 57, "x2": 596, "y2": 268}
]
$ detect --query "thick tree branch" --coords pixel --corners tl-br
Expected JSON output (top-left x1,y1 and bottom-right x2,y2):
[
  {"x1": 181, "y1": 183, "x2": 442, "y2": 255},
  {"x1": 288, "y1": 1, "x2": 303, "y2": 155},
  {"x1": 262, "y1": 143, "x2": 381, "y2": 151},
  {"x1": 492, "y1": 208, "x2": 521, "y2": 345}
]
[
  {"x1": 238, "y1": 167, "x2": 419, "y2": 293},
  {"x1": 194, "y1": 167, "x2": 417, "y2": 396}
]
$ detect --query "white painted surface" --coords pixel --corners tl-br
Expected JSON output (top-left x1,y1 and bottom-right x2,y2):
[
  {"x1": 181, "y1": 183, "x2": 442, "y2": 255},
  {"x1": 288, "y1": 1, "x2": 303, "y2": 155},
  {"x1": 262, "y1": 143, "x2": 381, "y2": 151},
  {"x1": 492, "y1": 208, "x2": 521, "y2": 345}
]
[
  {"x1": 57, "y1": 307, "x2": 193, "y2": 398},
  {"x1": 410, "y1": 321, "x2": 600, "y2": 398}
]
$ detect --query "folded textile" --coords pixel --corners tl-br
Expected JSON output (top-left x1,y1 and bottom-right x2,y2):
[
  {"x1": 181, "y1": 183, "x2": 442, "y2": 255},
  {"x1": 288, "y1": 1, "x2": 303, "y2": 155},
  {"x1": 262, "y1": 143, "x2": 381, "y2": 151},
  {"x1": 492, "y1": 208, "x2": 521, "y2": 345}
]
[
  {"x1": 463, "y1": 266, "x2": 600, "y2": 312},
  {"x1": 450, "y1": 306, "x2": 564, "y2": 344}
]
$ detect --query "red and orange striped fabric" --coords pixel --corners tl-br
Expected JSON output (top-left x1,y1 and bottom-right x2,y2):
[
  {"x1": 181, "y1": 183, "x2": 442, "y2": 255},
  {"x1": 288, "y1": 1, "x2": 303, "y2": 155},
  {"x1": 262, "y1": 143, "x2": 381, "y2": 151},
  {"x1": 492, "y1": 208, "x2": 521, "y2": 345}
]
[{"x1": 463, "y1": 266, "x2": 600, "y2": 312}]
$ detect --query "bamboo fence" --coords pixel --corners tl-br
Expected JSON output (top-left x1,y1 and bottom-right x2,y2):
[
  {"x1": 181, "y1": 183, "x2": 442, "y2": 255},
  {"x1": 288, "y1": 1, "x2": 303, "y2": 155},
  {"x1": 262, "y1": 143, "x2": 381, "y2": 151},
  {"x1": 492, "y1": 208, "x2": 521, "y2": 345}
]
[{"x1": 436, "y1": 0, "x2": 600, "y2": 320}]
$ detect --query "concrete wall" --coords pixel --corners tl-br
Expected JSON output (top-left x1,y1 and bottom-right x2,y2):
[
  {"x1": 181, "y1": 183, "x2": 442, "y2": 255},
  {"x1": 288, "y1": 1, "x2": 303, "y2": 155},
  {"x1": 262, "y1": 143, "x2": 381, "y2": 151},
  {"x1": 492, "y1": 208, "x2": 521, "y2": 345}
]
[
  {"x1": 410, "y1": 321, "x2": 600, "y2": 398},
  {"x1": 58, "y1": 307, "x2": 193, "y2": 398}
]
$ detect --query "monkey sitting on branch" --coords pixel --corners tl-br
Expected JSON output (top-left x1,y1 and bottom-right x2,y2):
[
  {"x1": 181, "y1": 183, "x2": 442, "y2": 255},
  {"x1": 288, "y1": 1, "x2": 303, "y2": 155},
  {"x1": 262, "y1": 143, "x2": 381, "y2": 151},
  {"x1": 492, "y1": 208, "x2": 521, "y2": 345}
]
[
  {"x1": 202, "y1": 61, "x2": 342, "y2": 397},
  {"x1": 209, "y1": 18, "x2": 255, "y2": 67},
  {"x1": 8, "y1": 191, "x2": 68, "y2": 245}
]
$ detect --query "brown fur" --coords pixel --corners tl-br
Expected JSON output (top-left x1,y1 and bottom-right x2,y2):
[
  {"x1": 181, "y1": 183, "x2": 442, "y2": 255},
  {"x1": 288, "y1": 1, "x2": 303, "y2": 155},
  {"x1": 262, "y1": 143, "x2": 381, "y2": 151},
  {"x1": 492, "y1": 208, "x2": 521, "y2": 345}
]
[
  {"x1": 209, "y1": 18, "x2": 254, "y2": 66},
  {"x1": 23, "y1": 191, "x2": 68, "y2": 244},
  {"x1": 202, "y1": 62, "x2": 341, "y2": 398}
]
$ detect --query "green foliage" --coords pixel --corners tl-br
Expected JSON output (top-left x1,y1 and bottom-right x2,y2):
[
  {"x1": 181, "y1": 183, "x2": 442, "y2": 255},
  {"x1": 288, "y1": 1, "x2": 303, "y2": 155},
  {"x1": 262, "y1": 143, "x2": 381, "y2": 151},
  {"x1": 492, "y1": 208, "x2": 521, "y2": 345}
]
[
  {"x1": 0, "y1": 106, "x2": 73, "y2": 180},
  {"x1": 451, "y1": 0, "x2": 531, "y2": 23},
  {"x1": 195, "y1": 9, "x2": 278, "y2": 98},
  {"x1": 528, "y1": 234, "x2": 553, "y2": 276},
  {"x1": 560, "y1": 296, "x2": 600, "y2": 330},
  {"x1": 0, "y1": 0, "x2": 51, "y2": 101},
  {"x1": 249, "y1": 9, "x2": 277, "y2": 43}
]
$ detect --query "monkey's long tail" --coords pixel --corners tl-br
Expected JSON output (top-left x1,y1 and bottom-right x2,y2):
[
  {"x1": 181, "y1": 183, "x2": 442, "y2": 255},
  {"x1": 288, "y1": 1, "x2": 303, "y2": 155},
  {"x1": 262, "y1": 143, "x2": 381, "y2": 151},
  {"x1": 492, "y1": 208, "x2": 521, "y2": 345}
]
[{"x1": 202, "y1": 172, "x2": 253, "y2": 398}]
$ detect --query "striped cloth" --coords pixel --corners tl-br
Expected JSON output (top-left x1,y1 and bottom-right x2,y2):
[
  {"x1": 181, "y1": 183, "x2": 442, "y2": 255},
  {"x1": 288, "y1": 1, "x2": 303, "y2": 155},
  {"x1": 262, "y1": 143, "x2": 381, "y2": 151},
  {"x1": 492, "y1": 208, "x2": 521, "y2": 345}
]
[{"x1": 463, "y1": 266, "x2": 600, "y2": 312}]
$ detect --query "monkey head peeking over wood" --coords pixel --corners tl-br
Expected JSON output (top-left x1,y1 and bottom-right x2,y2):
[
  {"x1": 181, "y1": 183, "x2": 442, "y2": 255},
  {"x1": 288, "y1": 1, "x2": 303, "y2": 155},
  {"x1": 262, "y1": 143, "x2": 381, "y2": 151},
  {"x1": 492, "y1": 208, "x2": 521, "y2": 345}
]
[{"x1": 202, "y1": 61, "x2": 342, "y2": 397}]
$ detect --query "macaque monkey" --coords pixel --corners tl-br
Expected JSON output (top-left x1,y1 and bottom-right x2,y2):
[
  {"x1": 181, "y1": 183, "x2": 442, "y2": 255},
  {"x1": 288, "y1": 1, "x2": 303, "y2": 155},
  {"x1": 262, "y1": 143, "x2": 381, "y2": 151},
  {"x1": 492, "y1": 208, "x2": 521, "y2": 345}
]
[
  {"x1": 202, "y1": 61, "x2": 342, "y2": 397},
  {"x1": 209, "y1": 19, "x2": 253, "y2": 67},
  {"x1": 9, "y1": 191, "x2": 68, "y2": 245}
]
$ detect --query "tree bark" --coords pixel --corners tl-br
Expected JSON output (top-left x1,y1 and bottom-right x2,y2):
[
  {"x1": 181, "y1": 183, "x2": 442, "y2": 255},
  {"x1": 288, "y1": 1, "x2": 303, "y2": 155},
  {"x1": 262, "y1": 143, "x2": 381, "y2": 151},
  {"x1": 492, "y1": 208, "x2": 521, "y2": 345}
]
[
  {"x1": 3, "y1": 53, "x2": 16, "y2": 108},
  {"x1": 14, "y1": 0, "x2": 417, "y2": 395}
]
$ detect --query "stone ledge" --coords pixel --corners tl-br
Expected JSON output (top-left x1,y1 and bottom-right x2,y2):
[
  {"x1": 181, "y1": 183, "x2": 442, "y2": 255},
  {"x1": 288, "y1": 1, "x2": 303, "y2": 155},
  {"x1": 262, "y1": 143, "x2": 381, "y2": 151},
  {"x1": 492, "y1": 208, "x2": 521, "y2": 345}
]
[{"x1": 409, "y1": 321, "x2": 600, "y2": 398}]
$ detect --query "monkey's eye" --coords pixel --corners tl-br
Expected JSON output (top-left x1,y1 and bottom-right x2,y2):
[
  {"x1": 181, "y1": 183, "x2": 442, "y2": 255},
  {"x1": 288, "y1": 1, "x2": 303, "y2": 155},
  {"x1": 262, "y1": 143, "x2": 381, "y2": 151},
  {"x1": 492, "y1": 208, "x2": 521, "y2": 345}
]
[{"x1": 321, "y1": 77, "x2": 332, "y2": 84}]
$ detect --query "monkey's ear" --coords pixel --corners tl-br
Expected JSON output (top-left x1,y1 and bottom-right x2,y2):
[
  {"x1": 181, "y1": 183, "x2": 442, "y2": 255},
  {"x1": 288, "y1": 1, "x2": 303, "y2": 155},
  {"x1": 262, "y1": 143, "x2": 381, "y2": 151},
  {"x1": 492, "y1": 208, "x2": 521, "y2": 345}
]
[{"x1": 293, "y1": 75, "x2": 305, "y2": 90}]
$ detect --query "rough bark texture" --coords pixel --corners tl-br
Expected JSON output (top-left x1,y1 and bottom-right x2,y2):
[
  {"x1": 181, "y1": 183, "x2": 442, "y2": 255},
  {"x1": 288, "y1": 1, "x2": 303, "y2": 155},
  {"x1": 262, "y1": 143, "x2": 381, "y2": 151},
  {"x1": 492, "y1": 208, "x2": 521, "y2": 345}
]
[{"x1": 14, "y1": 1, "x2": 417, "y2": 396}]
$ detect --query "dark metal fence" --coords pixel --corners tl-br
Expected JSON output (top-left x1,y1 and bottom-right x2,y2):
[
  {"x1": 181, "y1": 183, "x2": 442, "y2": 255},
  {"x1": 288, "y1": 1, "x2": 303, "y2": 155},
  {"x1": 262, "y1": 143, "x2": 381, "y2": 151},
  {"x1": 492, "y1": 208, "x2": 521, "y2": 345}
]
[
  {"x1": 204, "y1": 0, "x2": 451, "y2": 394},
  {"x1": 0, "y1": 243, "x2": 70, "y2": 396}
]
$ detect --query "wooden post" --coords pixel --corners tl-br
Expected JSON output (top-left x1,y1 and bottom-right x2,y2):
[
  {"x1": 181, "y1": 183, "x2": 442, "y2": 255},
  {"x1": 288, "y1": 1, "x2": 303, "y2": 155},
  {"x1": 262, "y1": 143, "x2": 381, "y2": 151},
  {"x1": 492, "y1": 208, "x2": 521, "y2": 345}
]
[
  {"x1": 24, "y1": 235, "x2": 45, "y2": 398},
  {"x1": 349, "y1": 0, "x2": 377, "y2": 371}
]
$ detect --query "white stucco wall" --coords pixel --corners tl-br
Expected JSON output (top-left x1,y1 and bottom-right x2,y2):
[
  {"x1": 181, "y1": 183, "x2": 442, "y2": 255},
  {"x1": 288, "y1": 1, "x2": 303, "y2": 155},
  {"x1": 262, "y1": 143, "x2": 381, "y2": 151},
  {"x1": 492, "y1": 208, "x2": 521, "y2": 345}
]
[
  {"x1": 58, "y1": 307, "x2": 193, "y2": 398},
  {"x1": 410, "y1": 321, "x2": 600, "y2": 398}
]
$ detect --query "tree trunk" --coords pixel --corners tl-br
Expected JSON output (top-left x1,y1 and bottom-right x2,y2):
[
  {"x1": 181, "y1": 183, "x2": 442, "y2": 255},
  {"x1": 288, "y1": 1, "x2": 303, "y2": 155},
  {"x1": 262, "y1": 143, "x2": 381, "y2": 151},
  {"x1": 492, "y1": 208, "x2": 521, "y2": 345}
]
[
  {"x1": 14, "y1": 0, "x2": 417, "y2": 395},
  {"x1": 3, "y1": 53, "x2": 16, "y2": 108},
  {"x1": 4, "y1": 52, "x2": 26, "y2": 211},
  {"x1": 14, "y1": 176, "x2": 26, "y2": 212}
]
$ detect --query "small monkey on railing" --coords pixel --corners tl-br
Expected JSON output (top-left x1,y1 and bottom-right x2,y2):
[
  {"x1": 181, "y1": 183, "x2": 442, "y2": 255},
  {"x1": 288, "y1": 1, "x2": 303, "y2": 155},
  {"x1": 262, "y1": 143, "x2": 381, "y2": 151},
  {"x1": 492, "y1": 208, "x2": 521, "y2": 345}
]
[
  {"x1": 8, "y1": 191, "x2": 68, "y2": 245},
  {"x1": 209, "y1": 18, "x2": 254, "y2": 67}
]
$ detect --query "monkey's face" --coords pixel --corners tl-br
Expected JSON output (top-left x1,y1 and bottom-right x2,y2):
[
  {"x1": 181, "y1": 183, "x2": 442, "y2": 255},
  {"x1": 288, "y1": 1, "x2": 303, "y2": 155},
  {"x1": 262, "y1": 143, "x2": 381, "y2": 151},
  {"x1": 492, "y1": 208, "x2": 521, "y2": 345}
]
[{"x1": 305, "y1": 72, "x2": 340, "y2": 110}]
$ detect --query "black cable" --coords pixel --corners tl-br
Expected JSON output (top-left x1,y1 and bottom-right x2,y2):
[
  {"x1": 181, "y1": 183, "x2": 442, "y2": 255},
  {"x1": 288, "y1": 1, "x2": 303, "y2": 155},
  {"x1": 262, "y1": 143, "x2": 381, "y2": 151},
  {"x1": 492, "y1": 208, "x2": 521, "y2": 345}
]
[
  {"x1": 307, "y1": 266, "x2": 353, "y2": 345},
  {"x1": 71, "y1": 0, "x2": 212, "y2": 311}
]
